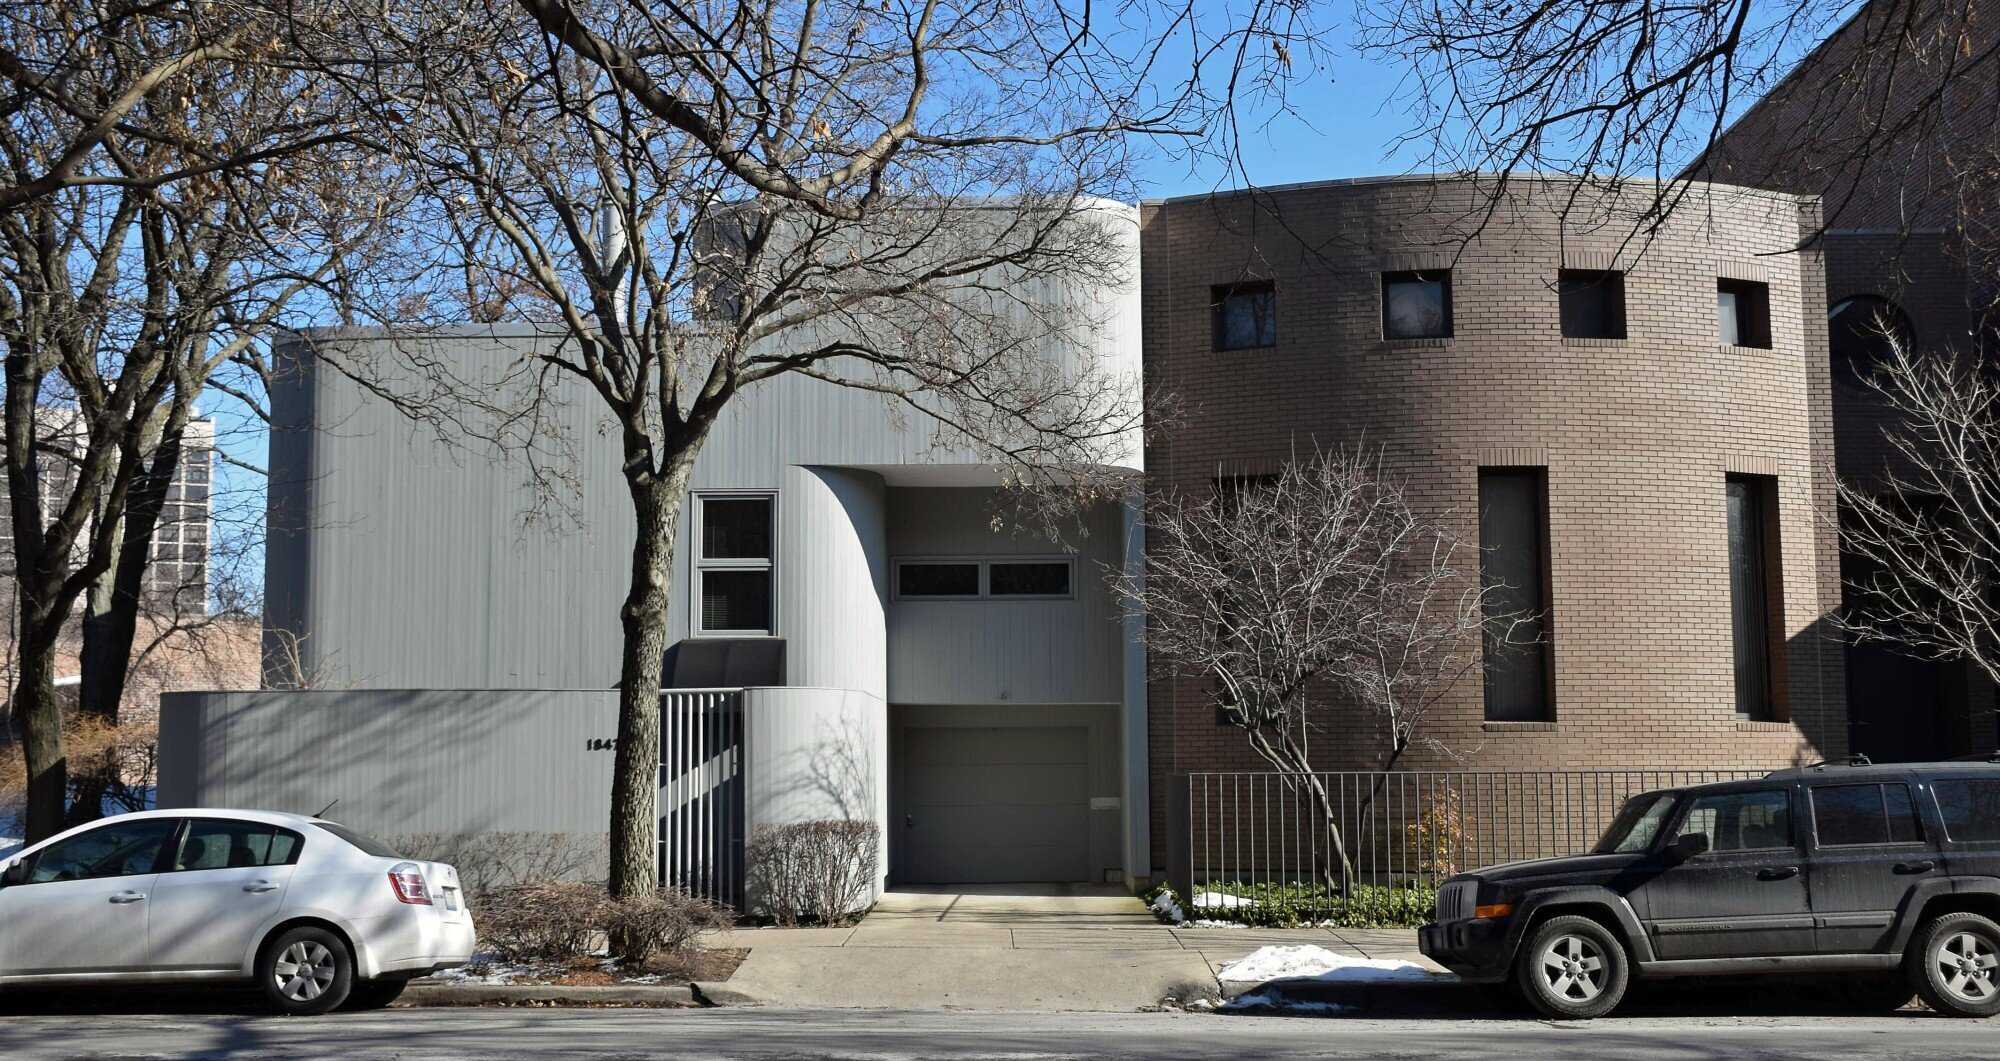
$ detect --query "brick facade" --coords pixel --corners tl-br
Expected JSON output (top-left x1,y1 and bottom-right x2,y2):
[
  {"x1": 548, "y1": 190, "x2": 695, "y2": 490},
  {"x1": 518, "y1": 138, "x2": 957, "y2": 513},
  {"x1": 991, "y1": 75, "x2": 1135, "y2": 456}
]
[{"x1": 1139, "y1": 176, "x2": 1848, "y2": 871}]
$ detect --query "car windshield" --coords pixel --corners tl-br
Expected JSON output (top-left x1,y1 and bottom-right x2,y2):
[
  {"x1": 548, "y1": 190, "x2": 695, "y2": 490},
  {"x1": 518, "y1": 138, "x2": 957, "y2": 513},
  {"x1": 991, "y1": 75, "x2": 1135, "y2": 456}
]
[
  {"x1": 1594, "y1": 792, "x2": 1680, "y2": 854},
  {"x1": 312, "y1": 821, "x2": 402, "y2": 858}
]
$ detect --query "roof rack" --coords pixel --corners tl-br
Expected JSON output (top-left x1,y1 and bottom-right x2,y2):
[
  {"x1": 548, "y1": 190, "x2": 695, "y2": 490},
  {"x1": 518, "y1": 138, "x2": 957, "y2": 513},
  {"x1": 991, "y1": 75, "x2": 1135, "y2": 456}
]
[{"x1": 1766, "y1": 753, "x2": 1873, "y2": 778}]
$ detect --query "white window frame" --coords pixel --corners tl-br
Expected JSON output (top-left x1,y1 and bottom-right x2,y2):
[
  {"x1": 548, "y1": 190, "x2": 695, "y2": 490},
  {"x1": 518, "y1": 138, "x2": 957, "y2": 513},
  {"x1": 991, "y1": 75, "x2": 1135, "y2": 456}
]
[
  {"x1": 890, "y1": 555, "x2": 1076, "y2": 602},
  {"x1": 691, "y1": 491, "x2": 778, "y2": 637}
]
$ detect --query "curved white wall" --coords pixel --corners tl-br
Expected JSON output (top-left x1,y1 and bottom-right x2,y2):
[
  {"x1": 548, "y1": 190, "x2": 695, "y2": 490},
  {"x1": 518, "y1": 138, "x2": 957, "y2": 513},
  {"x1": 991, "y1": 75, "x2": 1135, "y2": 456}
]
[{"x1": 778, "y1": 466, "x2": 888, "y2": 697}]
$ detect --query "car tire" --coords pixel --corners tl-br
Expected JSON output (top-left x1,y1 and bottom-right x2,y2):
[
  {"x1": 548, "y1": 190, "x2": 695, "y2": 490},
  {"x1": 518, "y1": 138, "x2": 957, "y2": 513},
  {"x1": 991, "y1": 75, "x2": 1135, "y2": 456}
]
[
  {"x1": 257, "y1": 926, "x2": 354, "y2": 1016},
  {"x1": 343, "y1": 977, "x2": 409, "y2": 1011},
  {"x1": 1908, "y1": 911, "x2": 2000, "y2": 1018},
  {"x1": 1514, "y1": 914, "x2": 1630, "y2": 1020}
]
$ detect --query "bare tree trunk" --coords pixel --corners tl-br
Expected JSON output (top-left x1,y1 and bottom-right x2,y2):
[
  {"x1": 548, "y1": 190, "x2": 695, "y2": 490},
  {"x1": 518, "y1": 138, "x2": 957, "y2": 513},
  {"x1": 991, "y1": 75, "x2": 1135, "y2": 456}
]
[
  {"x1": 12, "y1": 632, "x2": 66, "y2": 844},
  {"x1": 79, "y1": 417, "x2": 187, "y2": 725},
  {"x1": 606, "y1": 465, "x2": 690, "y2": 909}
]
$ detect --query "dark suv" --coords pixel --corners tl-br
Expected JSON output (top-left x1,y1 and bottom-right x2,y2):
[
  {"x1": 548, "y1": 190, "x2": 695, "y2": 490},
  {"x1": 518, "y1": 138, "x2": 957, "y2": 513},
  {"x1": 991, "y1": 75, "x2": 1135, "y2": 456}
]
[{"x1": 1420, "y1": 759, "x2": 2000, "y2": 1019}]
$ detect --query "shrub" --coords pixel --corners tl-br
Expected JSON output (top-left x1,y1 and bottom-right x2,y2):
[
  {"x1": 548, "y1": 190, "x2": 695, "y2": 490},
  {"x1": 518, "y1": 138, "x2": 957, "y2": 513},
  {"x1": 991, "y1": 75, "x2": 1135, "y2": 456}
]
[
  {"x1": 1405, "y1": 788, "x2": 1469, "y2": 880},
  {"x1": 476, "y1": 880, "x2": 729, "y2": 964},
  {"x1": 475, "y1": 881, "x2": 607, "y2": 962},
  {"x1": 383, "y1": 832, "x2": 607, "y2": 902},
  {"x1": 745, "y1": 820, "x2": 880, "y2": 926}
]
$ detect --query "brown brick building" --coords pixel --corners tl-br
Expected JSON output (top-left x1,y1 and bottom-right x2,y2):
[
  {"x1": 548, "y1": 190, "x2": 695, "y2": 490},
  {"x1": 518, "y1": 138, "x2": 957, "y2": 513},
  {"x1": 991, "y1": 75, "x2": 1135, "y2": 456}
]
[
  {"x1": 1139, "y1": 175, "x2": 1849, "y2": 869},
  {"x1": 1703, "y1": 0, "x2": 2000, "y2": 763}
]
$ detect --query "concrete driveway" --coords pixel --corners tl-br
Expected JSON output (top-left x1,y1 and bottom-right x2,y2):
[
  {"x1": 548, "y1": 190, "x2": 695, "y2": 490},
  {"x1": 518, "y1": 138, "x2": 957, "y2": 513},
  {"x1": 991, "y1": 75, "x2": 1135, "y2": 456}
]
[{"x1": 713, "y1": 885, "x2": 1441, "y2": 1011}]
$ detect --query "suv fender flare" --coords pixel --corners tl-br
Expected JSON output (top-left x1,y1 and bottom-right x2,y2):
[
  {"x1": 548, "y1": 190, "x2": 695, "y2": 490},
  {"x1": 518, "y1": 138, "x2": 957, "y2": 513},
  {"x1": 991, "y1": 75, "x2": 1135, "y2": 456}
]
[
  {"x1": 1891, "y1": 876, "x2": 2000, "y2": 955},
  {"x1": 1504, "y1": 887, "x2": 1657, "y2": 965}
]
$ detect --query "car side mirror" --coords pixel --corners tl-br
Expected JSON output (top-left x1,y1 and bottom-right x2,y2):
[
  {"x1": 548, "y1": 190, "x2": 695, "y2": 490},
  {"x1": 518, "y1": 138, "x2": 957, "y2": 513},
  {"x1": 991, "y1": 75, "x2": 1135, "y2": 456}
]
[
  {"x1": 1670, "y1": 832, "x2": 1711, "y2": 860},
  {"x1": 0, "y1": 859, "x2": 24, "y2": 887}
]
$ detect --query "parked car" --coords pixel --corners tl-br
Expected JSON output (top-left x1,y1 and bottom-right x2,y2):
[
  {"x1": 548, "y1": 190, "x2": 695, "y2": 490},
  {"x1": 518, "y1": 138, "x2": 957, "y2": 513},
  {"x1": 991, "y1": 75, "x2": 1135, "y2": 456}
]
[
  {"x1": 0, "y1": 809, "x2": 473, "y2": 1015},
  {"x1": 1421, "y1": 758, "x2": 2000, "y2": 1019}
]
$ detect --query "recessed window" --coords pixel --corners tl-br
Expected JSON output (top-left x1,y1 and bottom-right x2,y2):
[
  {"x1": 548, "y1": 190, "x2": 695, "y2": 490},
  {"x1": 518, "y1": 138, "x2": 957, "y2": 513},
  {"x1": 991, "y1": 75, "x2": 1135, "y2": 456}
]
[
  {"x1": 1558, "y1": 269, "x2": 1626, "y2": 339},
  {"x1": 1829, "y1": 295, "x2": 1913, "y2": 383},
  {"x1": 695, "y1": 494, "x2": 774, "y2": 635},
  {"x1": 989, "y1": 560, "x2": 1072, "y2": 597},
  {"x1": 1725, "y1": 476, "x2": 1784, "y2": 720},
  {"x1": 898, "y1": 562, "x2": 980, "y2": 598},
  {"x1": 1383, "y1": 270, "x2": 1452, "y2": 340},
  {"x1": 1211, "y1": 281, "x2": 1276, "y2": 351},
  {"x1": 1718, "y1": 278, "x2": 1772, "y2": 348},
  {"x1": 1479, "y1": 468, "x2": 1554, "y2": 722}
]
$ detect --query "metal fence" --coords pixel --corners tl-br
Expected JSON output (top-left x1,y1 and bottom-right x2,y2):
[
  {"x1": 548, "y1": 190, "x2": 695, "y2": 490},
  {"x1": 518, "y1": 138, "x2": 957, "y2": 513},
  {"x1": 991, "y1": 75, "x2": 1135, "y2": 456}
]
[
  {"x1": 659, "y1": 689, "x2": 746, "y2": 908},
  {"x1": 1177, "y1": 769, "x2": 1764, "y2": 913}
]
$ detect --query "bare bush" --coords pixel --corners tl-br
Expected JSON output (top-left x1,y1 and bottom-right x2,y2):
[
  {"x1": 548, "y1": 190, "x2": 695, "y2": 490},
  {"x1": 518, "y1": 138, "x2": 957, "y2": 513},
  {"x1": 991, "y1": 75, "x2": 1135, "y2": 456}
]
[
  {"x1": 602, "y1": 889, "x2": 729, "y2": 965},
  {"x1": 383, "y1": 832, "x2": 607, "y2": 902},
  {"x1": 474, "y1": 881, "x2": 606, "y2": 962},
  {"x1": 745, "y1": 821, "x2": 881, "y2": 926}
]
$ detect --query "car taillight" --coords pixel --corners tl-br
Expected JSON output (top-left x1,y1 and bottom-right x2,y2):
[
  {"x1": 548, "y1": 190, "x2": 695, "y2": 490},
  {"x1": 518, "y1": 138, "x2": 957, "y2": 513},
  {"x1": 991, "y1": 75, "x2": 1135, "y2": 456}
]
[{"x1": 389, "y1": 862, "x2": 432, "y2": 905}]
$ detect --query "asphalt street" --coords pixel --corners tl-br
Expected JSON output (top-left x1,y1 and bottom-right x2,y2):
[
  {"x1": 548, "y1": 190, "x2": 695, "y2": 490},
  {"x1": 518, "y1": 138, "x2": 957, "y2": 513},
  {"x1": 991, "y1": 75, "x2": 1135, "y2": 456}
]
[{"x1": 0, "y1": 1005, "x2": 1987, "y2": 1059}]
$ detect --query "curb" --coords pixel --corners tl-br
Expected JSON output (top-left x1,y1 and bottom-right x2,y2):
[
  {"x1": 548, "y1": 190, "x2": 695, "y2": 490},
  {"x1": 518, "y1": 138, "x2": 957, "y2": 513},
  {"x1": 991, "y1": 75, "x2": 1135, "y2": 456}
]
[
  {"x1": 1216, "y1": 977, "x2": 1474, "y2": 1015},
  {"x1": 403, "y1": 982, "x2": 759, "y2": 1008}
]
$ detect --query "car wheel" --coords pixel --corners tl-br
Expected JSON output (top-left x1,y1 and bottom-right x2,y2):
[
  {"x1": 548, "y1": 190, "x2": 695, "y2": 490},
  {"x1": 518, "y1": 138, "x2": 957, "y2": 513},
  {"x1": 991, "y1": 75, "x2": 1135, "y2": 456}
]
[
  {"x1": 343, "y1": 978, "x2": 409, "y2": 1011},
  {"x1": 257, "y1": 926, "x2": 354, "y2": 1016},
  {"x1": 1514, "y1": 914, "x2": 1630, "y2": 1020},
  {"x1": 1909, "y1": 912, "x2": 2000, "y2": 1018}
]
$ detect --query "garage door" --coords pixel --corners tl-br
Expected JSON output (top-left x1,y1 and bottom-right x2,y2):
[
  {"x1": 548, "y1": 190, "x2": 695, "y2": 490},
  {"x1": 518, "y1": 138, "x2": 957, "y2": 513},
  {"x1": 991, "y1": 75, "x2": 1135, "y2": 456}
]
[{"x1": 902, "y1": 725, "x2": 1091, "y2": 883}]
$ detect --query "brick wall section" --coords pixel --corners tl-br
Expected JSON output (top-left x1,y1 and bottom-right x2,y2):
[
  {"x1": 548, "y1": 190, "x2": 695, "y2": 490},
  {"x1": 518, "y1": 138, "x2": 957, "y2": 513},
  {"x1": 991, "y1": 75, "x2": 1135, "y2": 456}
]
[{"x1": 1139, "y1": 176, "x2": 1847, "y2": 871}]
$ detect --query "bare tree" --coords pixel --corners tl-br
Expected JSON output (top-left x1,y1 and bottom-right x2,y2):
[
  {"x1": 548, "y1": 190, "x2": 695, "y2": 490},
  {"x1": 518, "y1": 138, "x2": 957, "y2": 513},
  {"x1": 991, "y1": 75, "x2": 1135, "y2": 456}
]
[
  {"x1": 0, "y1": 1, "x2": 394, "y2": 840},
  {"x1": 1119, "y1": 449, "x2": 1527, "y2": 890},
  {"x1": 1837, "y1": 335, "x2": 2000, "y2": 692}
]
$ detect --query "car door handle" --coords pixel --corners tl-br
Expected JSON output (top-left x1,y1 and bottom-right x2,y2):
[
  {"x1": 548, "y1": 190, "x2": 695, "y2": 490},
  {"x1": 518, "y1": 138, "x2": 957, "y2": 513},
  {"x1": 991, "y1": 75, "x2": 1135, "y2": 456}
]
[
  {"x1": 108, "y1": 891, "x2": 147, "y2": 904},
  {"x1": 1756, "y1": 866, "x2": 1800, "y2": 881},
  {"x1": 1894, "y1": 860, "x2": 1938, "y2": 875},
  {"x1": 243, "y1": 881, "x2": 281, "y2": 893}
]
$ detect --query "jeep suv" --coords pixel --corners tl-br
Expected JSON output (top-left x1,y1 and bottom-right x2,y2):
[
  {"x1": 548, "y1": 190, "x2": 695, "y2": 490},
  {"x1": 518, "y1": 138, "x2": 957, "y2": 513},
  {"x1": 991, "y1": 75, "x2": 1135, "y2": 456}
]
[{"x1": 1419, "y1": 759, "x2": 2000, "y2": 1019}]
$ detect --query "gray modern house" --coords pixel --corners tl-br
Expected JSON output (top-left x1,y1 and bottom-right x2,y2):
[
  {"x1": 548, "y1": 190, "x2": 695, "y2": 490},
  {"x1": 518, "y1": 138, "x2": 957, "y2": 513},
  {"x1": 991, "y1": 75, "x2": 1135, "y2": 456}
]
[{"x1": 159, "y1": 204, "x2": 1149, "y2": 899}]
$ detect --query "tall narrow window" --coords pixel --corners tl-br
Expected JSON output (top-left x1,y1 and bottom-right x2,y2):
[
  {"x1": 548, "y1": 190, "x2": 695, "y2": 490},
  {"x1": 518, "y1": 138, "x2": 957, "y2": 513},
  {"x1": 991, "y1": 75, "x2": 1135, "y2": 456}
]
[
  {"x1": 1479, "y1": 468, "x2": 1553, "y2": 721},
  {"x1": 1211, "y1": 281, "x2": 1276, "y2": 350},
  {"x1": 695, "y1": 494, "x2": 775, "y2": 635},
  {"x1": 1726, "y1": 476, "x2": 1784, "y2": 719}
]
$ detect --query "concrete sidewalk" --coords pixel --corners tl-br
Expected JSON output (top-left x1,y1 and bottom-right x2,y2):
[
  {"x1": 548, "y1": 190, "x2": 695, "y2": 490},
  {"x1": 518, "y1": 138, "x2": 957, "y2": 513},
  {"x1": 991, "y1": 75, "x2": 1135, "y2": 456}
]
[{"x1": 711, "y1": 886, "x2": 1442, "y2": 1011}]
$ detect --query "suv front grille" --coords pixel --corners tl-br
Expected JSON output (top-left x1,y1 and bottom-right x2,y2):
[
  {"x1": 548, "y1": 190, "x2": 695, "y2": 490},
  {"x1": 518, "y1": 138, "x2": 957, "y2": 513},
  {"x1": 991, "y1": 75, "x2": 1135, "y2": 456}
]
[{"x1": 1436, "y1": 880, "x2": 1476, "y2": 923}]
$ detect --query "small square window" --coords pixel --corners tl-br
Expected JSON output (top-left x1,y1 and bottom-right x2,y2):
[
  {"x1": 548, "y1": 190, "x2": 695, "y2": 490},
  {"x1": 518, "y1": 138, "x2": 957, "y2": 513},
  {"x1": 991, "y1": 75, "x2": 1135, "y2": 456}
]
[
  {"x1": 701, "y1": 498, "x2": 772, "y2": 560},
  {"x1": 1718, "y1": 278, "x2": 1772, "y2": 348},
  {"x1": 1383, "y1": 271, "x2": 1452, "y2": 340},
  {"x1": 1211, "y1": 281, "x2": 1276, "y2": 350},
  {"x1": 700, "y1": 569, "x2": 772, "y2": 632},
  {"x1": 988, "y1": 560, "x2": 1072, "y2": 597},
  {"x1": 1558, "y1": 269, "x2": 1626, "y2": 339},
  {"x1": 898, "y1": 562, "x2": 981, "y2": 597}
]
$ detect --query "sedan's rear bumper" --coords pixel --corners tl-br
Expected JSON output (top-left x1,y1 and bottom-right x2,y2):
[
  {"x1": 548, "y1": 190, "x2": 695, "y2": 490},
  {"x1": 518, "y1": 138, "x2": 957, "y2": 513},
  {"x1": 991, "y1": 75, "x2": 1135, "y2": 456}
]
[
  {"x1": 359, "y1": 911, "x2": 477, "y2": 977},
  {"x1": 1418, "y1": 918, "x2": 1513, "y2": 983}
]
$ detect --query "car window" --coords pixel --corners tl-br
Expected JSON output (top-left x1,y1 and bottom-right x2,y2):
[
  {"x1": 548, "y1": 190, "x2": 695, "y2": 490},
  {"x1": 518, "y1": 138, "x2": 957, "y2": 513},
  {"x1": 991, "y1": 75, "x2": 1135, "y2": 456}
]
[
  {"x1": 1812, "y1": 783, "x2": 1924, "y2": 846},
  {"x1": 1596, "y1": 793, "x2": 1679, "y2": 854},
  {"x1": 1675, "y1": 789, "x2": 1793, "y2": 852},
  {"x1": 26, "y1": 818, "x2": 179, "y2": 883},
  {"x1": 1932, "y1": 779, "x2": 2000, "y2": 842},
  {"x1": 174, "y1": 819, "x2": 305, "y2": 871},
  {"x1": 311, "y1": 821, "x2": 402, "y2": 858}
]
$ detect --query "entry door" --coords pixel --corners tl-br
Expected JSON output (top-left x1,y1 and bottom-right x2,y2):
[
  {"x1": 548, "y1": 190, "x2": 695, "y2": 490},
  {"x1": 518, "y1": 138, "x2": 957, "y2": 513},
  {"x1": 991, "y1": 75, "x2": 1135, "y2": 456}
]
[
  {"x1": 1641, "y1": 787, "x2": 1814, "y2": 959},
  {"x1": 902, "y1": 724, "x2": 1091, "y2": 883},
  {"x1": 148, "y1": 818, "x2": 301, "y2": 972},
  {"x1": 0, "y1": 817, "x2": 180, "y2": 976},
  {"x1": 1806, "y1": 781, "x2": 1938, "y2": 954}
]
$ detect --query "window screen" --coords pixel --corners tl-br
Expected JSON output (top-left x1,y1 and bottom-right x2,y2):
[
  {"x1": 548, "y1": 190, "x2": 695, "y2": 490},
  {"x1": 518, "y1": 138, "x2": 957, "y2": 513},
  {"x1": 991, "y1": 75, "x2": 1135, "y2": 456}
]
[
  {"x1": 1933, "y1": 779, "x2": 2000, "y2": 842},
  {"x1": 899, "y1": 562, "x2": 980, "y2": 597},
  {"x1": 700, "y1": 569, "x2": 773, "y2": 631},
  {"x1": 989, "y1": 561, "x2": 1072, "y2": 597},
  {"x1": 1212, "y1": 282, "x2": 1276, "y2": 350},
  {"x1": 1384, "y1": 271, "x2": 1452, "y2": 339},
  {"x1": 701, "y1": 498, "x2": 772, "y2": 560},
  {"x1": 1813, "y1": 783, "x2": 1923, "y2": 846},
  {"x1": 1479, "y1": 468, "x2": 1552, "y2": 721},
  {"x1": 1559, "y1": 270, "x2": 1627, "y2": 339}
]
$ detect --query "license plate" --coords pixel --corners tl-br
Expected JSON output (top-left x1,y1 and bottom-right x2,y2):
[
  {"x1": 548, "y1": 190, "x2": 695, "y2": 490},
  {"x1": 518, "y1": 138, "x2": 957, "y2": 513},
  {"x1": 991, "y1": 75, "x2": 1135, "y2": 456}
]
[{"x1": 443, "y1": 887, "x2": 459, "y2": 911}]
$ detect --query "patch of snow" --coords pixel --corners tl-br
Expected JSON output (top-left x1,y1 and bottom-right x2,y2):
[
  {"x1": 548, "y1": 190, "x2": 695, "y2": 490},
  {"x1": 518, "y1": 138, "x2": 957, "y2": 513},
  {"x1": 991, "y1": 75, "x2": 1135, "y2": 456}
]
[
  {"x1": 1191, "y1": 891, "x2": 1255, "y2": 911},
  {"x1": 1148, "y1": 890, "x2": 1186, "y2": 924},
  {"x1": 1188, "y1": 919, "x2": 1243, "y2": 928},
  {"x1": 1216, "y1": 945, "x2": 1454, "y2": 985}
]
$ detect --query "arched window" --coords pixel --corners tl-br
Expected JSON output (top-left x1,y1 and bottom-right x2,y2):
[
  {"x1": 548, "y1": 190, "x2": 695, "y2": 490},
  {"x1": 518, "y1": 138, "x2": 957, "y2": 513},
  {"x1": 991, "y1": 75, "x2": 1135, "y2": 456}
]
[{"x1": 1828, "y1": 295, "x2": 1915, "y2": 385}]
